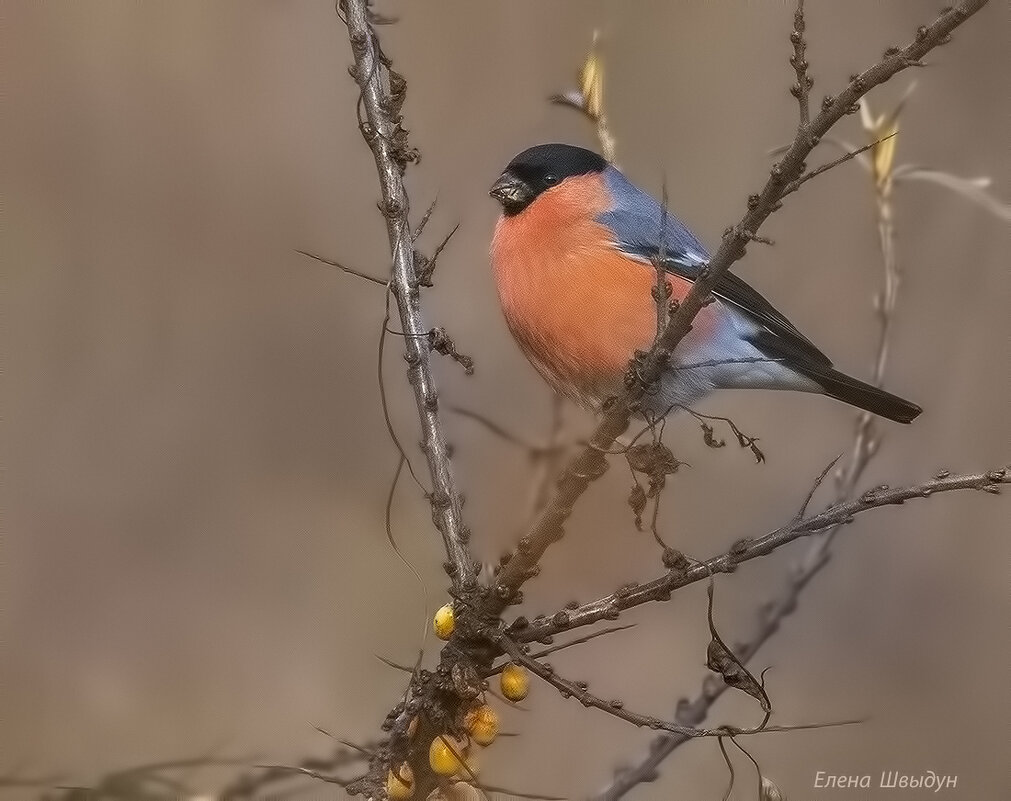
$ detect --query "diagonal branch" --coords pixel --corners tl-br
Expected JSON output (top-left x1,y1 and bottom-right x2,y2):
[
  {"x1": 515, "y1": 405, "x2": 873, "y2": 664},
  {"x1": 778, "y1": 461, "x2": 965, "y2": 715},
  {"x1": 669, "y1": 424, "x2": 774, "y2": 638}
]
[
  {"x1": 781, "y1": 133, "x2": 897, "y2": 198},
  {"x1": 514, "y1": 467, "x2": 1008, "y2": 643},
  {"x1": 497, "y1": 637, "x2": 758, "y2": 740},
  {"x1": 498, "y1": 636, "x2": 857, "y2": 742},
  {"x1": 489, "y1": 0, "x2": 990, "y2": 612},
  {"x1": 295, "y1": 248, "x2": 388, "y2": 286},
  {"x1": 343, "y1": 0, "x2": 475, "y2": 590}
]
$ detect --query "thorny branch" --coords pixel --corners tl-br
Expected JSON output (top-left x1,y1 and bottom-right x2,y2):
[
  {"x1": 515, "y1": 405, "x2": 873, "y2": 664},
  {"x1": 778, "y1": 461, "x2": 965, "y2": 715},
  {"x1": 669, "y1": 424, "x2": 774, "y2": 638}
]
[
  {"x1": 513, "y1": 467, "x2": 1008, "y2": 644},
  {"x1": 489, "y1": 0, "x2": 990, "y2": 612},
  {"x1": 497, "y1": 637, "x2": 776, "y2": 741},
  {"x1": 498, "y1": 633, "x2": 857, "y2": 747},
  {"x1": 342, "y1": 0, "x2": 475, "y2": 591}
]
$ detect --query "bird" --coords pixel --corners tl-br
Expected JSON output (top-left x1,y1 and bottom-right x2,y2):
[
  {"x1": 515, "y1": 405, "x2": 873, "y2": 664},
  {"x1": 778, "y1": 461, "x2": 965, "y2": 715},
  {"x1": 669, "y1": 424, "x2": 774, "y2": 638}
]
[{"x1": 488, "y1": 143, "x2": 921, "y2": 424}]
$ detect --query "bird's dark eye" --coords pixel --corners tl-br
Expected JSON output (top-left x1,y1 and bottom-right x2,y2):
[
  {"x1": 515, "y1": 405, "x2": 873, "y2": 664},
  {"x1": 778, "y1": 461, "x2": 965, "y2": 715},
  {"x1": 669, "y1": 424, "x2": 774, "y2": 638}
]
[{"x1": 543, "y1": 174, "x2": 559, "y2": 186}]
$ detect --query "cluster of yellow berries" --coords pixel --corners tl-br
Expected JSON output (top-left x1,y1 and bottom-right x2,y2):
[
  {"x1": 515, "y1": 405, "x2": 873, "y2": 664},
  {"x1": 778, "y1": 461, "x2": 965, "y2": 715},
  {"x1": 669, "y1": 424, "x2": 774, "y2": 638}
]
[
  {"x1": 382, "y1": 606, "x2": 533, "y2": 798},
  {"x1": 433, "y1": 604, "x2": 530, "y2": 703},
  {"x1": 383, "y1": 700, "x2": 505, "y2": 799}
]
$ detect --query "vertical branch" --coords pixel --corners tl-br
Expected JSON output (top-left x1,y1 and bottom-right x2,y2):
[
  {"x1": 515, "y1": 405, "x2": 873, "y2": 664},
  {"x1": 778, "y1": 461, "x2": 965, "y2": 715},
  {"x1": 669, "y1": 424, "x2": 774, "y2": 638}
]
[
  {"x1": 343, "y1": 0, "x2": 476, "y2": 590},
  {"x1": 838, "y1": 150, "x2": 900, "y2": 499},
  {"x1": 790, "y1": 0, "x2": 812, "y2": 128}
]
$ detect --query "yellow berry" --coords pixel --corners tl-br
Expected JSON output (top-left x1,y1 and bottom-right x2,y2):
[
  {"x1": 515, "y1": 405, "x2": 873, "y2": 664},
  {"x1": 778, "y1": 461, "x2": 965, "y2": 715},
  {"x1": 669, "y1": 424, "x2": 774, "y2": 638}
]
[
  {"x1": 386, "y1": 764, "x2": 415, "y2": 800},
  {"x1": 464, "y1": 704, "x2": 500, "y2": 746},
  {"x1": 433, "y1": 604, "x2": 455, "y2": 640},
  {"x1": 428, "y1": 735, "x2": 468, "y2": 776},
  {"x1": 500, "y1": 663, "x2": 529, "y2": 702}
]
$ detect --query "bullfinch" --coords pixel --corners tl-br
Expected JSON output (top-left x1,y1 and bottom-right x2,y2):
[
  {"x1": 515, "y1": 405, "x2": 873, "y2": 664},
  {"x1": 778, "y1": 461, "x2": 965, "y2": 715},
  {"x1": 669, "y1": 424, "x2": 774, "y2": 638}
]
[{"x1": 489, "y1": 143, "x2": 921, "y2": 424}]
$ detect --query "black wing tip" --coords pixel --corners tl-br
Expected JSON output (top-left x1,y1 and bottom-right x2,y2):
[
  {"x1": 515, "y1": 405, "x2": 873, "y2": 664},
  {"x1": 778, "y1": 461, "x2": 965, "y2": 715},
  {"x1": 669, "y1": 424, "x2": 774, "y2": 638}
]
[
  {"x1": 885, "y1": 398, "x2": 923, "y2": 424},
  {"x1": 825, "y1": 377, "x2": 922, "y2": 424},
  {"x1": 751, "y1": 332, "x2": 921, "y2": 424},
  {"x1": 803, "y1": 363, "x2": 922, "y2": 424}
]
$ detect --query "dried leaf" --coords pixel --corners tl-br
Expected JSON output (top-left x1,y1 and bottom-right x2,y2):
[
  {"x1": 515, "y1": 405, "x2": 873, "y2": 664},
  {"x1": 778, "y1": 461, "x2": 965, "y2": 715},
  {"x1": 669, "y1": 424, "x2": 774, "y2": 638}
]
[
  {"x1": 579, "y1": 31, "x2": 604, "y2": 120},
  {"x1": 729, "y1": 428, "x2": 765, "y2": 463},
  {"x1": 706, "y1": 638, "x2": 770, "y2": 712},
  {"x1": 628, "y1": 483, "x2": 647, "y2": 530},
  {"x1": 429, "y1": 327, "x2": 475, "y2": 374},
  {"x1": 700, "y1": 422, "x2": 726, "y2": 449},
  {"x1": 705, "y1": 582, "x2": 771, "y2": 713},
  {"x1": 860, "y1": 82, "x2": 917, "y2": 190},
  {"x1": 860, "y1": 81, "x2": 917, "y2": 137},
  {"x1": 626, "y1": 442, "x2": 682, "y2": 476},
  {"x1": 549, "y1": 90, "x2": 585, "y2": 112},
  {"x1": 872, "y1": 118, "x2": 900, "y2": 189}
]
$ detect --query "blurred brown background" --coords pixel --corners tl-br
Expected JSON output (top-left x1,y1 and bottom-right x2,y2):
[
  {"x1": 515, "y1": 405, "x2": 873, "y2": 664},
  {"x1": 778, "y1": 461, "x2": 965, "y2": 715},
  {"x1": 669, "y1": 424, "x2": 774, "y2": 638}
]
[{"x1": 5, "y1": 2, "x2": 1010, "y2": 799}]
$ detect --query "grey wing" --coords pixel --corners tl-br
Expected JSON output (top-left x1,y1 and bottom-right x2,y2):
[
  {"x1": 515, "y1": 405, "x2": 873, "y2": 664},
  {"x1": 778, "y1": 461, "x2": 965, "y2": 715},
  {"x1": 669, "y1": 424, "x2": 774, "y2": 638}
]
[{"x1": 597, "y1": 166, "x2": 831, "y2": 366}]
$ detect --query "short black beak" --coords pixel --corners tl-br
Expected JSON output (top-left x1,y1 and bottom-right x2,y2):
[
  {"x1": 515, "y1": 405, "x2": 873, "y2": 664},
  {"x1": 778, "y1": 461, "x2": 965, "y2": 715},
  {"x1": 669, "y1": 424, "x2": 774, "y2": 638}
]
[{"x1": 489, "y1": 172, "x2": 531, "y2": 210}]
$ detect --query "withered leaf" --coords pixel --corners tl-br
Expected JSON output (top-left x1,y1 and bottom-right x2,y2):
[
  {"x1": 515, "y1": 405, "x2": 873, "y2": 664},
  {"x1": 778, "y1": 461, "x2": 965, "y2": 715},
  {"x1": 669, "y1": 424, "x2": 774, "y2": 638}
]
[
  {"x1": 705, "y1": 581, "x2": 771, "y2": 713},
  {"x1": 701, "y1": 422, "x2": 726, "y2": 448},
  {"x1": 626, "y1": 442, "x2": 683, "y2": 477},
  {"x1": 706, "y1": 639, "x2": 770, "y2": 712},
  {"x1": 628, "y1": 483, "x2": 647, "y2": 530}
]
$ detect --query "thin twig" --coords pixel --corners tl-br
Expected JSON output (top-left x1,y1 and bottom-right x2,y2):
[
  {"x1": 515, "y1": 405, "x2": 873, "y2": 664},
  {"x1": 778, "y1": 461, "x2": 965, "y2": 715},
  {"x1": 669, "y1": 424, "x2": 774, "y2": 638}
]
[
  {"x1": 295, "y1": 248, "x2": 387, "y2": 286},
  {"x1": 498, "y1": 637, "x2": 748, "y2": 740},
  {"x1": 412, "y1": 196, "x2": 438, "y2": 241},
  {"x1": 781, "y1": 133, "x2": 897, "y2": 198},
  {"x1": 250, "y1": 763, "x2": 356, "y2": 787},
  {"x1": 448, "y1": 404, "x2": 565, "y2": 457},
  {"x1": 484, "y1": 624, "x2": 635, "y2": 677},
  {"x1": 516, "y1": 467, "x2": 1008, "y2": 644},
  {"x1": 794, "y1": 455, "x2": 842, "y2": 520},
  {"x1": 498, "y1": 636, "x2": 858, "y2": 742}
]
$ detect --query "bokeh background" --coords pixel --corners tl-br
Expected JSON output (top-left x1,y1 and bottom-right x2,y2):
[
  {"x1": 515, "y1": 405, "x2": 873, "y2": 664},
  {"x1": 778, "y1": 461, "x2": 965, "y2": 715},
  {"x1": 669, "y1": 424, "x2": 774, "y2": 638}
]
[{"x1": 5, "y1": 2, "x2": 1010, "y2": 799}]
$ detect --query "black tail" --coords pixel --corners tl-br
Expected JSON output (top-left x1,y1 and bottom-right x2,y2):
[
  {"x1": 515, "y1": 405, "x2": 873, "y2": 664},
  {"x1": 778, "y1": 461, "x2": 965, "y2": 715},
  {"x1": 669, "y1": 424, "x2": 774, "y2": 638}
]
[{"x1": 792, "y1": 361, "x2": 922, "y2": 424}]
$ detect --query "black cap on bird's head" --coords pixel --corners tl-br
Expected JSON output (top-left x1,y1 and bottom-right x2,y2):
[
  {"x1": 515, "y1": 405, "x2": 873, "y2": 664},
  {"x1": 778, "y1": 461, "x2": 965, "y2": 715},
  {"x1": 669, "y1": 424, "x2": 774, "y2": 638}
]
[{"x1": 490, "y1": 143, "x2": 608, "y2": 215}]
